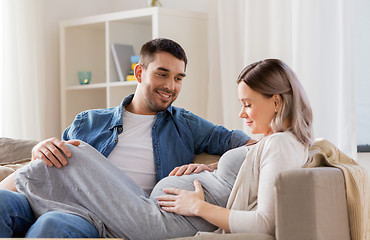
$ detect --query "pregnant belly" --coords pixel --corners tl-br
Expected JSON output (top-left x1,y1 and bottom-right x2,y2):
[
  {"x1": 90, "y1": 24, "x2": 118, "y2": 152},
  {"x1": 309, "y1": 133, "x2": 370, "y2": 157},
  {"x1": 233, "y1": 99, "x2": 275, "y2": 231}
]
[{"x1": 150, "y1": 172, "x2": 232, "y2": 207}]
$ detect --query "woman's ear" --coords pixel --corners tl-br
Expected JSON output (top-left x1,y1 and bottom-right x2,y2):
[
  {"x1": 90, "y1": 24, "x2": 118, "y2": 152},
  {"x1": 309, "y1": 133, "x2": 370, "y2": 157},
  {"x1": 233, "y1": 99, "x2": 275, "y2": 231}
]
[
  {"x1": 273, "y1": 94, "x2": 282, "y2": 108},
  {"x1": 134, "y1": 64, "x2": 143, "y2": 83}
]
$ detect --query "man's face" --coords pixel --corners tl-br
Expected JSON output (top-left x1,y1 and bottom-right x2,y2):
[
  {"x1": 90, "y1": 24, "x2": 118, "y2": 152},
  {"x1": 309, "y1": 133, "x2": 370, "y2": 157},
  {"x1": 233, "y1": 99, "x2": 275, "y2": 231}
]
[{"x1": 135, "y1": 52, "x2": 186, "y2": 114}]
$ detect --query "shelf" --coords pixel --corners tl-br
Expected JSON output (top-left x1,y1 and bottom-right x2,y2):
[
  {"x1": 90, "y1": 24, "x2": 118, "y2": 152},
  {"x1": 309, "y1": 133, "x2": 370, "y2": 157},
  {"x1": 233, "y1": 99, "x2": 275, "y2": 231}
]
[
  {"x1": 66, "y1": 81, "x2": 137, "y2": 90},
  {"x1": 65, "y1": 88, "x2": 106, "y2": 125},
  {"x1": 66, "y1": 83, "x2": 107, "y2": 90},
  {"x1": 109, "y1": 81, "x2": 137, "y2": 87},
  {"x1": 64, "y1": 23, "x2": 106, "y2": 87}
]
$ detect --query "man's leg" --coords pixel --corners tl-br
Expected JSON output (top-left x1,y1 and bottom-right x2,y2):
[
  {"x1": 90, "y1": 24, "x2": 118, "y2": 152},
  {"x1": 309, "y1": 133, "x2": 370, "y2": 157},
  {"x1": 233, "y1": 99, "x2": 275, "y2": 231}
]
[
  {"x1": 0, "y1": 189, "x2": 35, "y2": 237},
  {"x1": 26, "y1": 211, "x2": 99, "y2": 238}
]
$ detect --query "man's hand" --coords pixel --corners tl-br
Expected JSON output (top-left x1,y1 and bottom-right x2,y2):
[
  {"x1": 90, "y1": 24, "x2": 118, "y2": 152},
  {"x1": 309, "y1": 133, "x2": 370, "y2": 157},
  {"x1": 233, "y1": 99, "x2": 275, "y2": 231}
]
[
  {"x1": 169, "y1": 163, "x2": 215, "y2": 176},
  {"x1": 31, "y1": 137, "x2": 80, "y2": 168}
]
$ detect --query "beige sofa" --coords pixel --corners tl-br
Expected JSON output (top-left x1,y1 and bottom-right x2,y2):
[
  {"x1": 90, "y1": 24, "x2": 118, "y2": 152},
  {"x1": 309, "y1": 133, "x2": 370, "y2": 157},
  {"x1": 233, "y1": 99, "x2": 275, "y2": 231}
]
[
  {"x1": 0, "y1": 138, "x2": 351, "y2": 240},
  {"x1": 0, "y1": 138, "x2": 38, "y2": 181},
  {"x1": 181, "y1": 163, "x2": 350, "y2": 240}
]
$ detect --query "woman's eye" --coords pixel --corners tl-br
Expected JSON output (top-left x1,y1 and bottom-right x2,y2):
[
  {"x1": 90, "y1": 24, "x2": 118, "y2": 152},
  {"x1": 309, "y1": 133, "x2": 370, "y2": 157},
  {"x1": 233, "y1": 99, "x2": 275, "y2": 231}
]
[{"x1": 245, "y1": 104, "x2": 251, "y2": 108}]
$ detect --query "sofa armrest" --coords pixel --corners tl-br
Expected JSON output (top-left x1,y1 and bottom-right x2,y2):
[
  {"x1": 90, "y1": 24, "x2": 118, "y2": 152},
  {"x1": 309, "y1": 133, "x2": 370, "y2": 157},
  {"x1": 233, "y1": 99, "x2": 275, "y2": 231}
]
[{"x1": 274, "y1": 167, "x2": 350, "y2": 240}]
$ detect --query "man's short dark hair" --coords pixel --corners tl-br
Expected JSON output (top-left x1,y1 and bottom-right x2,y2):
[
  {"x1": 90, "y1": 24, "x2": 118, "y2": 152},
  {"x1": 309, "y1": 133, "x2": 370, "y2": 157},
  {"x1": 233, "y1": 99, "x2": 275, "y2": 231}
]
[{"x1": 139, "y1": 38, "x2": 187, "y2": 70}]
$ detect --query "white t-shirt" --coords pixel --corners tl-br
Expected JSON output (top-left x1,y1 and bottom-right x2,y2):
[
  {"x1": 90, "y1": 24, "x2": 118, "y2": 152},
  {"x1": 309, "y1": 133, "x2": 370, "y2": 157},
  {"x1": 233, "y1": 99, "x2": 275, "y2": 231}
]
[{"x1": 107, "y1": 108, "x2": 156, "y2": 194}]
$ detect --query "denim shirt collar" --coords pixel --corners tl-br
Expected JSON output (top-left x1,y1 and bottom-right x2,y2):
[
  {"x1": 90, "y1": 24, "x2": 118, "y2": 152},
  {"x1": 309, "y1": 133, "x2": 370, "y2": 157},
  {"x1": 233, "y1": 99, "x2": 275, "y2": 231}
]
[{"x1": 109, "y1": 94, "x2": 174, "y2": 130}]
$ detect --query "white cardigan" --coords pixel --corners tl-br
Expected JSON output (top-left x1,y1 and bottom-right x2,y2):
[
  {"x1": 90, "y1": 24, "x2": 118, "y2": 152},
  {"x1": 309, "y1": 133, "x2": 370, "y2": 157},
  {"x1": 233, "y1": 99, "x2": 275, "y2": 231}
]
[{"x1": 226, "y1": 131, "x2": 308, "y2": 235}]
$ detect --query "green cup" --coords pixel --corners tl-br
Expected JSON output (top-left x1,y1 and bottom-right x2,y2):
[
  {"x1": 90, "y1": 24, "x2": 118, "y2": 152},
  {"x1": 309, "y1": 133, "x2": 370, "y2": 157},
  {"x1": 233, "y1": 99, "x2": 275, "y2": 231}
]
[{"x1": 78, "y1": 71, "x2": 91, "y2": 85}]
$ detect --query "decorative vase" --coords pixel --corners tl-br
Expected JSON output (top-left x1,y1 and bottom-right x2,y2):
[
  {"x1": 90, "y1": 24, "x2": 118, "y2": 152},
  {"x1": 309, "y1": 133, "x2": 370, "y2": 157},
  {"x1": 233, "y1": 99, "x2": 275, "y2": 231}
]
[{"x1": 147, "y1": 0, "x2": 162, "y2": 7}]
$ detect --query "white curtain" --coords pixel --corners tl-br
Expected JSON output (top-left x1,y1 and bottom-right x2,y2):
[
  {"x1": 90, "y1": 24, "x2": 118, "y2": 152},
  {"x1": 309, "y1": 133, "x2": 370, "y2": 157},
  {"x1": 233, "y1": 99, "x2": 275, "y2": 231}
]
[
  {"x1": 0, "y1": 0, "x2": 45, "y2": 140},
  {"x1": 207, "y1": 0, "x2": 357, "y2": 157}
]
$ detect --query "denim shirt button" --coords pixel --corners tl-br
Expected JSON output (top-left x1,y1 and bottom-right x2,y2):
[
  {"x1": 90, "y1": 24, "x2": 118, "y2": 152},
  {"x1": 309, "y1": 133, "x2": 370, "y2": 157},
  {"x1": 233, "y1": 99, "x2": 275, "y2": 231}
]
[
  {"x1": 118, "y1": 127, "x2": 123, "y2": 132},
  {"x1": 114, "y1": 139, "x2": 118, "y2": 143}
]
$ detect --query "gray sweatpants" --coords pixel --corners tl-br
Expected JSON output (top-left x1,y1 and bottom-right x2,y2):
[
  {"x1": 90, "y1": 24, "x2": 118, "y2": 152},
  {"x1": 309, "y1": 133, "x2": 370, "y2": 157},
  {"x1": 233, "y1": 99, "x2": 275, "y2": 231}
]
[{"x1": 15, "y1": 142, "x2": 247, "y2": 240}]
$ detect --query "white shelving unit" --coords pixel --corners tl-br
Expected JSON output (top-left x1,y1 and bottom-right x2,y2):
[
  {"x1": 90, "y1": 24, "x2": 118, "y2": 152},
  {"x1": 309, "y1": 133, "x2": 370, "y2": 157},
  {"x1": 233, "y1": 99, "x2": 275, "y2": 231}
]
[{"x1": 60, "y1": 7, "x2": 208, "y2": 131}]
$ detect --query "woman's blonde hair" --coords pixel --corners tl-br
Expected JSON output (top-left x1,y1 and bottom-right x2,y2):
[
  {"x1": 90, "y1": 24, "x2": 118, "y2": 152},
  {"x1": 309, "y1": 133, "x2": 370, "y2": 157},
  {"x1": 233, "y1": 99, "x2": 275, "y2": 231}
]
[{"x1": 237, "y1": 59, "x2": 313, "y2": 146}]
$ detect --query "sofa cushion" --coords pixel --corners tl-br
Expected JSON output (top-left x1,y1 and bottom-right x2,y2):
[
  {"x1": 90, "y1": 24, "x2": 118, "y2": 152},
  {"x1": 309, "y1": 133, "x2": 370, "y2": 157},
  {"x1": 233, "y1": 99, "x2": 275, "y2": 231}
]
[{"x1": 0, "y1": 137, "x2": 38, "y2": 181}]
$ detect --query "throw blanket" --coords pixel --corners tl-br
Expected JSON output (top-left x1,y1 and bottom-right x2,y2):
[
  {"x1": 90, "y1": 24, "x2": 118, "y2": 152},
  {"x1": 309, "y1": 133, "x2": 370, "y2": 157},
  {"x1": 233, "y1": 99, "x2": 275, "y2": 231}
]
[{"x1": 304, "y1": 138, "x2": 370, "y2": 240}]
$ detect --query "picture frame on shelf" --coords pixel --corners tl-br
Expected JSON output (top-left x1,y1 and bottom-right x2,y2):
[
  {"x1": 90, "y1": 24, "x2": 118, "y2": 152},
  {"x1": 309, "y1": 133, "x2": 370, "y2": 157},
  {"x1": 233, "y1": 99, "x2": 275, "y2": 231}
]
[{"x1": 111, "y1": 43, "x2": 135, "y2": 82}]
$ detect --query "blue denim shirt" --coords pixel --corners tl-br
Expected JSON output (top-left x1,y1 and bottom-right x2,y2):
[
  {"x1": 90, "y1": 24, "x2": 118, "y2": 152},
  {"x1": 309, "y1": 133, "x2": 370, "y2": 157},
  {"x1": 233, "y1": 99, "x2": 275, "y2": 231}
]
[{"x1": 62, "y1": 94, "x2": 250, "y2": 180}]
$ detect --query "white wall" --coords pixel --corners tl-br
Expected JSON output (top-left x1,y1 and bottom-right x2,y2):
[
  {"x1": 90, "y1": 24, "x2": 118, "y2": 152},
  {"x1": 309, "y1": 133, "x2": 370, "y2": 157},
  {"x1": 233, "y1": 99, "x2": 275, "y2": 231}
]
[{"x1": 40, "y1": 0, "x2": 209, "y2": 139}]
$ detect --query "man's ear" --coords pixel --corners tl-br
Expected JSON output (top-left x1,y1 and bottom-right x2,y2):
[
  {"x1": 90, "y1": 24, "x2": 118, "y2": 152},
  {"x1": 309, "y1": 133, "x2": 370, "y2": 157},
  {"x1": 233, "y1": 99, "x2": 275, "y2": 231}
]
[{"x1": 134, "y1": 64, "x2": 143, "y2": 83}]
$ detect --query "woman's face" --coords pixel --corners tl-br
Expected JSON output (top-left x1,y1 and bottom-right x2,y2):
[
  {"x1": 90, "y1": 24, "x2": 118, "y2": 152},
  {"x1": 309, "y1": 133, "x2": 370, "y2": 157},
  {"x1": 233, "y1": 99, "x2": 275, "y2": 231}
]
[{"x1": 238, "y1": 81, "x2": 277, "y2": 136}]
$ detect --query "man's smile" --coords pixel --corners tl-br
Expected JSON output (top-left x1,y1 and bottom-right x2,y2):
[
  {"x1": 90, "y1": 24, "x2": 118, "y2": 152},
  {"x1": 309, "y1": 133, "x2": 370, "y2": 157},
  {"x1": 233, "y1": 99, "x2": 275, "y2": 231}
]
[{"x1": 156, "y1": 90, "x2": 174, "y2": 101}]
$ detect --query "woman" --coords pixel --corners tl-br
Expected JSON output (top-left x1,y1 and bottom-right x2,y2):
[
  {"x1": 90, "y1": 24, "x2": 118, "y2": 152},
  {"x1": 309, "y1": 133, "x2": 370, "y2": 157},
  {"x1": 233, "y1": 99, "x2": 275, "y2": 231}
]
[
  {"x1": 0, "y1": 59, "x2": 312, "y2": 239},
  {"x1": 158, "y1": 58, "x2": 313, "y2": 234}
]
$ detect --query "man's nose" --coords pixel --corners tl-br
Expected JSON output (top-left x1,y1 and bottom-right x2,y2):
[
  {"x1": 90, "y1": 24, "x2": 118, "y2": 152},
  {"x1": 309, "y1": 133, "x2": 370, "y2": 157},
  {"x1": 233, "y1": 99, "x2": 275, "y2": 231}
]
[{"x1": 164, "y1": 78, "x2": 175, "y2": 91}]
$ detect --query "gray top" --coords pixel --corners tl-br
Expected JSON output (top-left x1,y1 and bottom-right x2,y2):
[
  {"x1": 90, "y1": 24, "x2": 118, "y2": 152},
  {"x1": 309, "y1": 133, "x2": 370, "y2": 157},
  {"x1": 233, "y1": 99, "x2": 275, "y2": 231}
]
[
  {"x1": 151, "y1": 145, "x2": 248, "y2": 206},
  {"x1": 15, "y1": 142, "x2": 248, "y2": 239}
]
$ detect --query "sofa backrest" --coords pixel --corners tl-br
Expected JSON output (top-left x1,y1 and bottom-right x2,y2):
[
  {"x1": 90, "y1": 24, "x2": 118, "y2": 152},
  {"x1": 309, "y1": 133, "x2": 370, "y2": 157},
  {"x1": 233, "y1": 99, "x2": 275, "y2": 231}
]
[{"x1": 0, "y1": 138, "x2": 38, "y2": 164}]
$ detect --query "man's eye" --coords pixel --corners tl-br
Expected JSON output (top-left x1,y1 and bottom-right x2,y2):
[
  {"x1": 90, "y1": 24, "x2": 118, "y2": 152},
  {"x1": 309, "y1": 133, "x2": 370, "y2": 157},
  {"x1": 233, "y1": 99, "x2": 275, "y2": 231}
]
[
  {"x1": 243, "y1": 104, "x2": 251, "y2": 108},
  {"x1": 175, "y1": 77, "x2": 183, "y2": 81},
  {"x1": 156, "y1": 73, "x2": 167, "y2": 77}
]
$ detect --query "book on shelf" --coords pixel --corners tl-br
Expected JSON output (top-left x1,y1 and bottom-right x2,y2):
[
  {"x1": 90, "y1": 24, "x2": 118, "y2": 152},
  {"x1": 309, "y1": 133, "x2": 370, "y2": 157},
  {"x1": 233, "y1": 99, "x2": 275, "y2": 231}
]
[
  {"x1": 126, "y1": 75, "x2": 136, "y2": 81},
  {"x1": 126, "y1": 55, "x2": 140, "y2": 82},
  {"x1": 111, "y1": 43, "x2": 135, "y2": 82}
]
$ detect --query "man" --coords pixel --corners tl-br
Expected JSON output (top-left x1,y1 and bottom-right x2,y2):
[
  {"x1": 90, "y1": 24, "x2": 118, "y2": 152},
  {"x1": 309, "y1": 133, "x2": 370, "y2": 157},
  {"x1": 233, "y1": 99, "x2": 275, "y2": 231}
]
[{"x1": 0, "y1": 38, "x2": 250, "y2": 237}]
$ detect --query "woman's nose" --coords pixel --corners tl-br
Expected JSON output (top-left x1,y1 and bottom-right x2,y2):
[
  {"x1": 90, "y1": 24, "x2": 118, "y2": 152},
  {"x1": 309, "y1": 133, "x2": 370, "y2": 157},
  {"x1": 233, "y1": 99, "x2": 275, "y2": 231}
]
[{"x1": 239, "y1": 108, "x2": 247, "y2": 118}]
